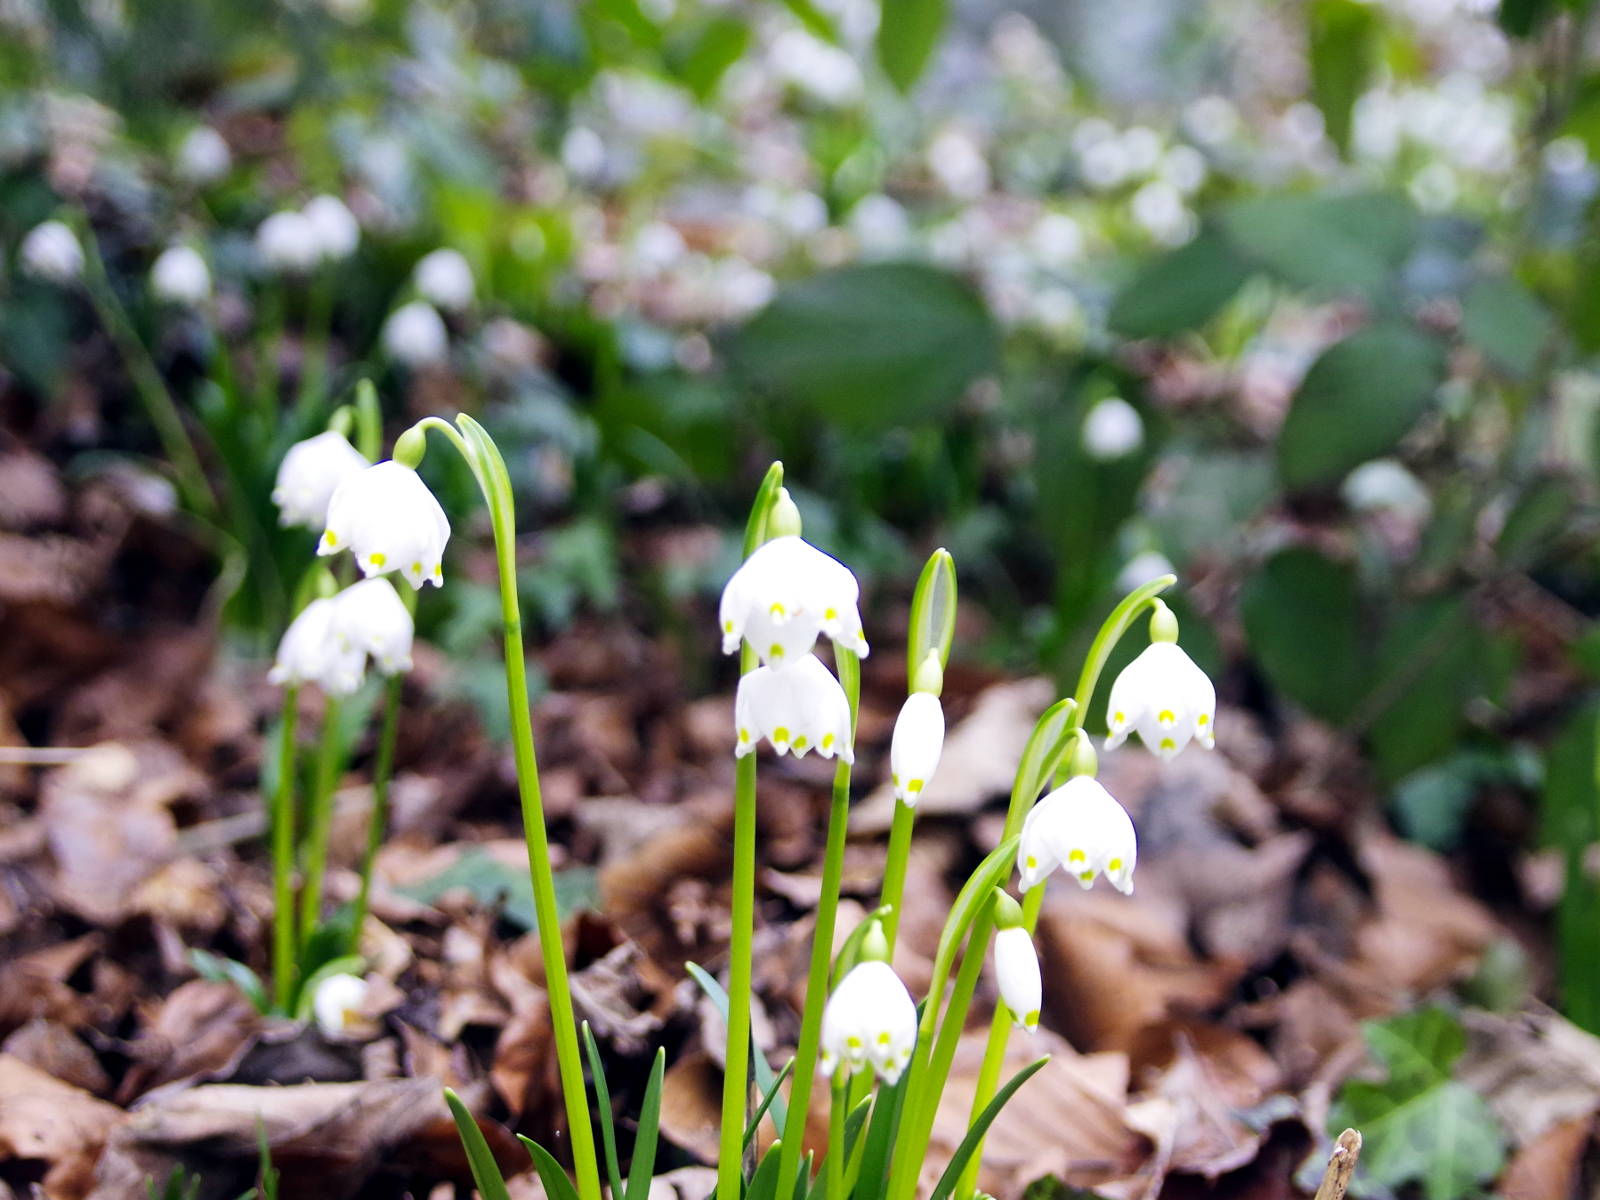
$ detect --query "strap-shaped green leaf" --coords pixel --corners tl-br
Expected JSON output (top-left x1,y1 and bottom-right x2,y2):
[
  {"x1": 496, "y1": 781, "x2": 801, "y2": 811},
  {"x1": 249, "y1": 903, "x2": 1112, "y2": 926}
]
[
  {"x1": 746, "y1": 1059, "x2": 796, "y2": 1154},
  {"x1": 581, "y1": 1023, "x2": 626, "y2": 1200},
  {"x1": 850, "y1": 1065, "x2": 909, "y2": 1198},
  {"x1": 927, "y1": 1058, "x2": 1048, "y2": 1200},
  {"x1": 806, "y1": 1095, "x2": 873, "y2": 1200},
  {"x1": 686, "y1": 961, "x2": 788, "y2": 1133},
  {"x1": 624, "y1": 1048, "x2": 667, "y2": 1200},
  {"x1": 746, "y1": 1141, "x2": 785, "y2": 1200},
  {"x1": 519, "y1": 1135, "x2": 583, "y2": 1200},
  {"x1": 187, "y1": 949, "x2": 270, "y2": 1015},
  {"x1": 443, "y1": 1088, "x2": 512, "y2": 1200}
]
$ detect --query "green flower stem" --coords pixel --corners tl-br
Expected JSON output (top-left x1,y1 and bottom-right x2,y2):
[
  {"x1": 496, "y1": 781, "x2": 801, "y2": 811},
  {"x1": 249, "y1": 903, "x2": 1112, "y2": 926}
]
[
  {"x1": 270, "y1": 686, "x2": 300, "y2": 1012},
  {"x1": 349, "y1": 672, "x2": 403, "y2": 957},
  {"x1": 951, "y1": 573, "x2": 1176, "y2": 1198},
  {"x1": 720, "y1": 716, "x2": 759, "y2": 1200},
  {"x1": 827, "y1": 1075, "x2": 848, "y2": 1200},
  {"x1": 297, "y1": 696, "x2": 344, "y2": 948},
  {"x1": 78, "y1": 224, "x2": 217, "y2": 518},
  {"x1": 422, "y1": 415, "x2": 602, "y2": 1200},
  {"x1": 776, "y1": 651, "x2": 860, "y2": 1200},
  {"x1": 877, "y1": 798, "x2": 916, "y2": 952}
]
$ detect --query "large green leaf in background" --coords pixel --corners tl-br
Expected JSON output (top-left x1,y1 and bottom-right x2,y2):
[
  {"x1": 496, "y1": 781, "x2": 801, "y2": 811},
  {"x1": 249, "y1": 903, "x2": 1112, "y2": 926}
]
[
  {"x1": 1309, "y1": 0, "x2": 1382, "y2": 157},
  {"x1": 1278, "y1": 323, "x2": 1444, "y2": 488},
  {"x1": 1460, "y1": 275, "x2": 1552, "y2": 379},
  {"x1": 1329, "y1": 1008, "x2": 1505, "y2": 1200},
  {"x1": 1219, "y1": 191, "x2": 1419, "y2": 296},
  {"x1": 1543, "y1": 705, "x2": 1600, "y2": 1033},
  {"x1": 877, "y1": 0, "x2": 947, "y2": 91},
  {"x1": 1240, "y1": 547, "x2": 1367, "y2": 723},
  {"x1": 727, "y1": 262, "x2": 999, "y2": 430},
  {"x1": 1106, "y1": 229, "x2": 1253, "y2": 338}
]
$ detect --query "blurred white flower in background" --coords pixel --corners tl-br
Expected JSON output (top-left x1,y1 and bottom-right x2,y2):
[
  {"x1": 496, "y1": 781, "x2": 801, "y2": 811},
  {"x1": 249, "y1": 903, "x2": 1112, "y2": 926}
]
[
  {"x1": 303, "y1": 194, "x2": 360, "y2": 261},
  {"x1": 849, "y1": 194, "x2": 911, "y2": 256},
  {"x1": 256, "y1": 210, "x2": 321, "y2": 274},
  {"x1": 928, "y1": 126, "x2": 991, "y2": 200},
  {"x1": 1030, "y1": 212, "x2": 1085, "y2": 269},
  {"x1": 312, "y1": 972, "x2": 373, "y2": 1039},
  {"x1": 20, "y1": 220, "x2": 83, "y2": 283},
  {"x1": 1117, "y1": 550, "x2": 1175, "y2": 595},
  {"x1": 1343, "y1": 458, "x2": 1433, "y2": 522},
  {"x1": 1082, "y1": 397, "x2": 1144, "y2": 460},
  {"x1": 175, "y1": 125, "x2": 231, "y2": 185},
  {"x1": 381, "y1": 301, "x2": 449, "y2": 367},
  {"x1": 414, "y1": 248, "x2": 474, "y2": 311},
  {"x1": 150, "y1": 244, "x2": 211, "y2": 306},
  {"x1": 1184, "y1": 95, "x2": 1241, "y2": 145},
  {"x1": 1130, "y1": 180, "x2": 1193, "y2": 244},
  {"x1": 273, "y1": 429, "x2": 370, "y2": 529},
  {"x1": 561, "y1": 126, "x2": 608, "y2": 183},
  {"x1": 771, "y1": 30, "x2": 864, "y2": 106}
]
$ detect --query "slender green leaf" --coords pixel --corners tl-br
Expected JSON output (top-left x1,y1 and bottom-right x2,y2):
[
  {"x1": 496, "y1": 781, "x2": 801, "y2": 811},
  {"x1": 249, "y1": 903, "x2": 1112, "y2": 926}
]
[
  {"x1": 747, "y1": 1141, "x2": 786, "y2": 1200},
  {"x1": 188, "y1": 950, "x2": 270, "y2": 1015},
  {"x1": 624, "y1": 1048, "x2": 667, "y2": 1200},
  {"x1": 928, "y1": 1058, "x2": 1049, "y2": 1200},
  {"x1": 746, "y1": 1059, "x2": 797, "y2": 1153},
  {"x1": 582, "y1": 1023, "x2": 626, "y2": 1200},
  {"x1": 743, "y1": 462, "x2": 787, "y2": 558},
  {"x1": 686, "y1": 961, "x2": 788, "y2": 1132},
  {"x1": 876, "y1": 0, "x2": 946, "y2": 92},
  {"x1": 852, "y1": 1068, "x2": 909, "y2": 1199},
  {"x1": 444, "y1": 1088, "x2": 512, "y2": 1200},
  {"x1": 907, "y1": 549, "x2": 958, "y2": 687},
  {"x1": 519, "y1": 1136, "x2": 584, "y2": 1200}
]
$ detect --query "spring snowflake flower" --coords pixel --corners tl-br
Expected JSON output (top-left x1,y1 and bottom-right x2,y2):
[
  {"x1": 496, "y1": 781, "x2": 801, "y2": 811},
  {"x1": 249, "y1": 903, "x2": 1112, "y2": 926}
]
[
  {"x1": 303, "y1": 194, "x2": 360, "y2": 262},
  {"x1": 269, "y1": 596, "x2": 366, "y2": 695},
  {"x1": 414, "y1": 248, "x2": 475, "y2": 311},
  {"x1": 20, "y1": 221, "x2": 83, "y2": 283},
  {"x1": 1105, "y1": 641, "x2": 1215, "y2": 759},
  {"x1": 719, "y1": 535, "x2": 868, "y2": 667},
  {"x1": 1017, "y1": 776, "x2": 1137, "y2": 894},
  {"x1": 993, "y1": 926, "x2": 1042, "y2": 1032},
  {"x1": 320, "y1": 461, "x2": 450, "y2": 589},
  {"x1": 1081, "y1": 397, "x2": 1144, "y2": 460},
  {"x1": 256, "y1": 210, "x2": 320, "y2": 274},
  {"x1": 381, "y1": 301, "x2": 449, "y2": 368},
  {"x1": 272, "y1": 430, "x2": 370, "y2": 529},
  {"x1": 819, "y1": 960, "x2": 918, "y2": 1085},
  {"x1": 734, "y1": 654, "x2": 854, "y2": 763},
  {"x1": 150, "y1": 245, "x2": 211, "y2": 306},
  {"x1": 176, "y1": 126, "x2": 231, "y2": 185},
  {"x1": 312, "y1": 972, "x2": 371, "y2": 1039},
  {"x1": 331, "y1": 577, "x2": 414, "y2": 674},
  {"x1": 890, "y1": 691, "x2": 943, "y2": 806}
]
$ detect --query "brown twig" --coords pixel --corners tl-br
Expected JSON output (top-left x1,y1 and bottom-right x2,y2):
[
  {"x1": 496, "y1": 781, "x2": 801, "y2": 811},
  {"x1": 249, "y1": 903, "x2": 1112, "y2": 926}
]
[{"x1": 1314, "y1": 1128, "x2": 1363, "y2": 1200}]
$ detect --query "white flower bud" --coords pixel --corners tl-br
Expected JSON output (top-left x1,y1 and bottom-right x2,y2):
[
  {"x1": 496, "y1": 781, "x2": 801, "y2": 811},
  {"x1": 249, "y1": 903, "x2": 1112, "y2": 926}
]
[
  {"x1": 302, "y1": 194, "x2": 360, "y2": 261},
  {"x1": 320, "y1": 460, "x2": 450, "y2": 589},
  {"x1": 20, "y1": 221, "x2": 83, "y2": 283},
  {"x1": 381, "y1": 301, "x2": 449, "y2": 368},
  {"x1": 413, "y1": 248, "x2": 475, "y2": 311},
  {"x1": 312, "y1": 972, "x2": 371, "y2": 1039},
  {"x1": 1082, "y1": 397, "x2": 1144, "y2": 460},
  {"x1": 150, "y1": 245, "x2": 211, "y2": 306},
  {"x1": 889, "y1": 692, "x2": 943, "y2": 807},
  {"x1": 819, "y1": 961, "x2": 918, "y2": 1085},
  {"x1": 1105, "y1": 641, "x2": 1215, "y2": 759},
  {"x1": 176, "y1": 126, "x2": 232, "y2": 185},
  {"x1": 735, "y1": 653, "x2": 854, "y2": 763},
  {"x1": 256, "y1": 210, "x2": 320, "y2": 274},
  {"x1": 993, "y1": 926, "x2": 1042, "y2": 1032},
  {"x1": 272, "y1": 430, "x2": 370, "y2": 529},
  {"x1": 1017, "y1": 776, "x2": 1137, "y2": 894},
  {"x1": 719, "y1": 535, "x2": 867, "y2": 668}
]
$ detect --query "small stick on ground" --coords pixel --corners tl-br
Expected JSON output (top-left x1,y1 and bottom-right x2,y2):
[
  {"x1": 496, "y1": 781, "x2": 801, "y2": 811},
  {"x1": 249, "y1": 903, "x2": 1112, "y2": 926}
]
[{"x1": 1314, "y1": 1128, "x2": 1362, "y2": 1200}]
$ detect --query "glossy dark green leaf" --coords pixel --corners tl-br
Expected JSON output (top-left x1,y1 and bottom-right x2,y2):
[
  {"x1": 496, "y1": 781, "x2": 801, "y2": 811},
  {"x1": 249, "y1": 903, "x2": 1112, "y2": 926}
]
[
  {"x1": 1106, "y1": 229, "x2": 1252, "y2": 338},
  {"x1": 1499, "y1": 0, "x2": 1557, "y2": 36},
  {"x1": 1365, "y1": 598, "x2": 1478, "y2": 778},
  {"x1": 1278, "y1": 324, "x2": 1444, "y2": 489},
  {"x1": 726, "y1": 263, "x2": 999, "y2": 431},
  {"x1": 876, "y1": 0, "x2": 946, "y2": 92},
  {"x1": 1220, "y1": 191, "x2": 1418, "y2": 295},
  {"x1": 1309, "y1": 0, "x2": 1382, "y2": 156},
  {"x1": 1460, "y1": 276, "x2": 1552, "y2": 378},
  {"x1": 1240, "y1": 548, "x2": 1366, "y2": 723}
]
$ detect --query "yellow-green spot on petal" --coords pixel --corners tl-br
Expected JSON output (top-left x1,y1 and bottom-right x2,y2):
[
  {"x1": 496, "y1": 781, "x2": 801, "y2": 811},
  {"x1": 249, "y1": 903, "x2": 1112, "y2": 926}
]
[
  {"x1": 738, "y1": 727, "x2": 751, "y2": 742},
  {"x1": 1109, "y1": 857, "x2": 1123, "y2": 872},
  {"x1": 769, "y1": 602, "x2": 786, "y2": 618},
  {"x1": 1025, "y1": 1009, "x2": 1039, "y2": 1027},
  {"x1": 792, "y1": 736, "x2": 809, "y2": 750},
  {"x1": 1079, "y1": 869, "x2": 1095, "y2": 882},
  {"x1": 877, "y1": 1032, "x2": 890, "y2": 1045},
  {"x1": 723, "y1": 620, "x2": 734, "y2": 633},
  {"x1": 411, "y1": 561, "x2": 422, "y2": 575},
  {"x1": 769, "y1": 643, "x2": 783, "y2": 660},
  {"x1": 821, "y1": 734, "x2": 835, "y2": 749},
  {"x1": 1025, "y1": 855, "x2": 1038, "y2": 869},
  {"x1": 1158, "y1": 708, "x2": 1175, "y2": 726},
  {"x1": 323, "y1": 531, "x2": 338, "y2": 547},
  {"x1": 370, "y1": 553, "x2": 386, "y2": 567},
  {"x1": 1112, "y1": 710, "x2": 1125, "y2": 725},
  {"x1": 1197, "y1": 713, "x2": 1210, "y2": 726},
  {"x1": 846, "y1": 1035, "x2": 862, "y2": 1049},
  {"x1": 773, "y1": 726, "x2": 790, "y2": 744},
  {"x1": 1159, "y1": 737, "x2": 1176, "y2": 751},
  {"x1": 1068, "y1": 849, "x2": 1087, "y2": 864},
  {"x1": 907, "y1": 779, "x2": 923, "y2": 793},
  {"x1": 824, "y1": 607, "x2": 838, "y2": 621}
]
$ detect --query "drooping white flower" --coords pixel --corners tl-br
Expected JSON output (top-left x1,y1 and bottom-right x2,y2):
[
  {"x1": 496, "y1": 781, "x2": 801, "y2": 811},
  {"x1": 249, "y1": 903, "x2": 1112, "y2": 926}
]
[
  {"x1": 734, "y1": 653, "x2": 853, "y2": 763},
  {"x1": 890, "y1": 691, "x2": 943, "y2": 806},
  {"x1": 1104, "y1": 641, "x2": 1215, "y2": 759},
  {"x1": 1016, "y1": 776, "x2": 1137, "y2": 894},
  {"x1": 819, "y1": 960, "x2": 918, "y2": 1085},
  {"x1": 331, "y1": 577, "x2": 414, "y2": 674},
  {"x1": 414, "y1": 248, "x2": 475, "y2": 311},
  {"x1": 312, "y1": 972, "x2": 371, "y2": 1039},
  {"x1": 150, "y1": 245, "x2": 211, "y2": 306},
  {"x1": 256, "y1": 210, "x2": 320, "y2": 274},
  {"x1": 303, "y1": 194, "x2": 360, "y2": 261},
  {"x1": 1081, "y1": 397, "x2": 1144, "y2": 460},
  {"x1": 20, "y1": 221, "x2": 83, "y2": 283},
  {"x1": 993, "y1": 926, "x2": 1042, "y2": 1032},
  {"x1": 320, "y1": 460, "x2": 450, "y2": 589},
  {"x1": 719, "y1": 535, "x2": 867, "y2": 667},
  {"x1": 269, "y1": 597, "x2": 367, "y2": 695},
  {"x1": 381, "y1": 301, "x2": 449, "y2": 368},
  {"x1": 176, "y1": 126, "x2": 232, "y2": 185},
  {"x1": 272, "y1": 430, "x2": 370, "y2": 529}
]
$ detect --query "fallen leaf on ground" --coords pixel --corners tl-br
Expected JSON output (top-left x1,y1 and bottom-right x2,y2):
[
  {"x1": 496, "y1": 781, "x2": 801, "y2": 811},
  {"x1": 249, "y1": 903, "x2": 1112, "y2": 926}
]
[{"x1": 0, "y1": 1053, "x2": 125, "y2": 1200}]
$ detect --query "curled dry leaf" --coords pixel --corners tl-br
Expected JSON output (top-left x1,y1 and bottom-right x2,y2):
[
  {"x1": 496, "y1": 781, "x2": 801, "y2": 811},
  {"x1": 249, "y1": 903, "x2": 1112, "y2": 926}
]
[
  {"x1": 0, "y1": 1053, "x2": 124, "y2": 1200},
  {"x1": 117, "y1": 980, "x2": 263, "y2": 1103}
]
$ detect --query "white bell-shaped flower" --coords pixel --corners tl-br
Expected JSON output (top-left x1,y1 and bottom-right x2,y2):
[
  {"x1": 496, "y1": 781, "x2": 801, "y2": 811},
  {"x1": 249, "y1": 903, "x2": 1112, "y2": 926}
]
[
  {"x1": 819, "y1": 960, "x2": 918, "y2": 1085},
  {"x1": 1081, "y1": 396, "x2": 1144, "y2": 460},
  {"x1": 414, "y1": 248, "x2": 475, "y2": 311},
  {"x1": 272, "y1": 430, "x2": 370, "y2": 529},
  {"x1": 1016, "y1": 776, "x2": 1137, "y2": 894},
  {"x1": 993, "y1": 926, "x2": 1042, "y2": 1032},
  {"x1": 150, "y1": 245, "x2": 211, "y2": 306},
  {"x1": 20, "y1": 220, "x2": 83, "y2": 283},
  {"x1": 268, "y1": 597, "x2": 367, "y2": 695},
  {"x1": 382, "y1": 301, "x2": 449, "y2": 368},
  {"x1": 734, "y1": 653, "x2": 853, "y2": 763},
  {"x1": 256, "y1": 210, "x2": 320, "y2": 274},
  {"x1": 312, "y1": 972, "x2": 372, "y2": 1039},
  {"x1": 320, "y1": 460, "x2": 450, "y2": 589},
  {"x1": 176, "y1": 126, "x2": 231, "y2": 185},
  {"x1": 1104, "y1": 641, "x2": 1215, "y2": 759},
  {"x1": 303, "y1": 194, "x2": 360, "y2": 261},
  {"x1": 331, "y1": 577, "x2": 414, "y2": 674},
  {"x1": 719, "y1": 535, "x2": 868, "y2": 667},
  {"x1": 890, "y1": 691, "x2": 944, "y2": 806}
]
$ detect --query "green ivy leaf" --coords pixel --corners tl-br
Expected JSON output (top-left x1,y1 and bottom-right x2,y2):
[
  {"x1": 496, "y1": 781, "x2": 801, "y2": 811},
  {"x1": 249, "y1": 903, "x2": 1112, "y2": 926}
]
[
  {"x1": 1329, "y1": 1008, "x2": 1506, "y2": 1200},
  {"x1": 1278, "y1": 323, "x2": 1444, "y2": 489},
  {"x1": 1239, "y1": 548, "x2": 1366, "y2": 723}
]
